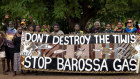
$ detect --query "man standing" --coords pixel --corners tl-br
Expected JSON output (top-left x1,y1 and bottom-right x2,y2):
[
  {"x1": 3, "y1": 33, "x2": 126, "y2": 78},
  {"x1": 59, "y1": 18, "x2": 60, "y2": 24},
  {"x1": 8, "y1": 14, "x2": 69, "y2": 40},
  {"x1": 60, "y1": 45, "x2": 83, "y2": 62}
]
[
  {"x1": 90, "y1": 21, "x2": 102, "y2": 33},
  {"x1": 51, "y1": 23, "x2": 64, "y2": 35},
  {"x1": 72, "y1": 23, "x2": 84, "y2": 34},
  {"x1": 125, "y1": 19, "x2": 137, "y2": 33},
  {"x1": 2, "y1": 14, "x2": 17, "y2": 72}
]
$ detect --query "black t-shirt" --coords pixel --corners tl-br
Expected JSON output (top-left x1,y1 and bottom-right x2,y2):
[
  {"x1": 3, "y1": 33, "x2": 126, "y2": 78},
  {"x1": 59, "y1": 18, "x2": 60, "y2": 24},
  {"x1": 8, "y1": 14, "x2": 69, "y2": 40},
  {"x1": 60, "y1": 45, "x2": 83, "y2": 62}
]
[
  {"x1": 13, "y1": 34, "x2": 21, "y2": 53},
  {"x1": 90, "y1": 28, "x2": 102, "y2": 33}
]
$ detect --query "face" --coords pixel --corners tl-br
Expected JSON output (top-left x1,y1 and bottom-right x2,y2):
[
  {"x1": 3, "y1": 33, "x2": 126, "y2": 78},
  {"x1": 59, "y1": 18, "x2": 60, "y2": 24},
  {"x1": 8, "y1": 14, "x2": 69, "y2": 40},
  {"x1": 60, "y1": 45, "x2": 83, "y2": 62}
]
[
  {"x1": 127, "y1": 20, "x2": 133, "y2": 27},
  {"x1": 21, "y1": 24, "x2": 25, "y2": 28},
  {"x1": 53, "y1": 25, "x2": 59, "y2": 32},
  {"x1": 18, "y1": 27, "x2": 22, "y2": 34},
  {"x1": 42, "y1": 25, "x2": 46, "y2": 29},
  {"x1": 36, "y1": 26, "x2": 41, "y2": 32},
  {"x1": 9, "y1": 22, "x2": 14, "y2": 27},
  {"x1": 117, "y1": 22, "x2": 122, "y2": 29},
  {"x1": 29, "y1": 26, "x2": 34, "y2": 31},
  {"x1": 94, "y1": 23, "x2": 100, "y2": 29},
  {"x1": 106, "y1": 24, "x2": 111, "y2": 30},
  {"x1": 74, "y1": 25, "x2": 80, "y2": 31}
]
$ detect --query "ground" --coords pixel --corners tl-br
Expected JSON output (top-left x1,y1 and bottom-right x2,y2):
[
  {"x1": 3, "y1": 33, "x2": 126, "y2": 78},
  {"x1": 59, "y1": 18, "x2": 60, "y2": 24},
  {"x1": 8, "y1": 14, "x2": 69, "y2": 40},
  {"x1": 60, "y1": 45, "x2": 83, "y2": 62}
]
[{"x1": 0, "y1": 61, "x2": 140, "y2": 79}]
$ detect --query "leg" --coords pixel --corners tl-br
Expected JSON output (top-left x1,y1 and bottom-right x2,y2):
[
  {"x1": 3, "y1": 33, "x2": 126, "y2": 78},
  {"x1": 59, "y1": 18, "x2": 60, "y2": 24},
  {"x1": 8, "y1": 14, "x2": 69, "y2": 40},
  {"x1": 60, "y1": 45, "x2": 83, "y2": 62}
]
[
  {"x1": 21, "y1": 70, "x2": 25, "y2": 75},
  {"x1": 11, "y1": 48, "x2": 14, "y2": 71},
  {"x1": 5, "y1": 46, "x2": 10, "y2": 72},
  {"x1": 2, "y1": 58, "x2": 8, "y2": 75},
  {"x1": 6, "y1": 59, "x2": 10, "y2": 72},
  {"x1": 11, "y1": 58, "x2": 14, "y2": 71},
  {"x1": 13, "y1": 71, "x2": 16, "y2": 76}
]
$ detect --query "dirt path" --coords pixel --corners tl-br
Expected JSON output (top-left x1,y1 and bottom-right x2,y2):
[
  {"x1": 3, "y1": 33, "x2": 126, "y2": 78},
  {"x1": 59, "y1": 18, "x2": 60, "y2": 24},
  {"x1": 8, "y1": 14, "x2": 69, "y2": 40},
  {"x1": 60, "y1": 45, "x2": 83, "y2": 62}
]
[{"x1": 0, "y1": 62, "x2": 140, "y2": 79}]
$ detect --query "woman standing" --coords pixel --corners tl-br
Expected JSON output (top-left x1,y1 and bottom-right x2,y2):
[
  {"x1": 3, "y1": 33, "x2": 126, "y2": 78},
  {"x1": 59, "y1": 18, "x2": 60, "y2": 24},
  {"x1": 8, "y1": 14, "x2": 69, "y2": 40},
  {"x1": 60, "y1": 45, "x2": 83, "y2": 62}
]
[
  {"x1": 0, "y1": 31, "x2": 7, "y2": 75},
  {"x1": 104, "y1": 23, "x2": 114, "y2": 33},
  {"x1": 12, "y1": 26, "x2": 23, "y2": 76}
]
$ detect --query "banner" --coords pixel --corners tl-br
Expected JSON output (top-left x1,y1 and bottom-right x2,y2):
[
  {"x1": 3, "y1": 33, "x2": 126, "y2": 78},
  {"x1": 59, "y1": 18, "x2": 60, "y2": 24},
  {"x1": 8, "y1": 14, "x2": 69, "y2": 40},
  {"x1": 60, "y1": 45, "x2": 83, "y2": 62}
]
[{"x1": 20, "y1": 31, "x2": 140, "y2": 73}]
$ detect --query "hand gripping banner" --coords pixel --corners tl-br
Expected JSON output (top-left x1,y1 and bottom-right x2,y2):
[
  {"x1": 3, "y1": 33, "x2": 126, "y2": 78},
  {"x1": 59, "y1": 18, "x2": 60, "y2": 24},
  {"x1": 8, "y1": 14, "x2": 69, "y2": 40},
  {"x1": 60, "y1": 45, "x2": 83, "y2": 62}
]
[{"x1": 20, "y1": 31, "x2": 140, "y2": 73}]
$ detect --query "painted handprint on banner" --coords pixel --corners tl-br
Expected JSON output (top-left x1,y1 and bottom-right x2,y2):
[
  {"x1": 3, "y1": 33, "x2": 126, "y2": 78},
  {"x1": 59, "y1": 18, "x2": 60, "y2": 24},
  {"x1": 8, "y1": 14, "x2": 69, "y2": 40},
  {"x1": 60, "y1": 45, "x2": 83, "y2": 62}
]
[
  {"x1": 21, "y1": 42, "x2": 33, "y2": 56},
  {"x1": 131, "y1": 43, "x2": 140, "y2": 59},
  {"x1": 74, "y1": 48, "x2": 85, "y2": 58}
]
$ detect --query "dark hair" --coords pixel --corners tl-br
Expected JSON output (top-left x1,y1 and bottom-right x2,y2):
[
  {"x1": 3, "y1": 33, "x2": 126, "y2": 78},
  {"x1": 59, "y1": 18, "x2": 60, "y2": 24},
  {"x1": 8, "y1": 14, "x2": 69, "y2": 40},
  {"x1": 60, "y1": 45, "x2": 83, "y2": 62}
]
[
  {"x1": 127, "y1": 19, "x2": 133, "y2": 22},
  {"x1": 17, "y1": 26, "x2": 22, "y2": 30},
  {"x1": 105, "y1": 23, "x2": 112, "y2": 27},
  {"x1": 53, "y1": 23, "x2": 59, "y2": 27},
  {"x1": 117, "y1": 21, "x2": 123, "y2": 25},
  {"x1": 36, "y1": 25, "x2": 41, "y2": 28},
  {"x1": 74, "y1": 23, "x2": 80, "y2": 27}
]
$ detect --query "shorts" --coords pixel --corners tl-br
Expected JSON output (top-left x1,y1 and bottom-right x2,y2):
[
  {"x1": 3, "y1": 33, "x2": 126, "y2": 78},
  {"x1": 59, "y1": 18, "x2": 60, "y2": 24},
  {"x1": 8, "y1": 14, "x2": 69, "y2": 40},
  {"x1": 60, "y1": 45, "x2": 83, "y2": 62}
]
[
  {"x1": 5, "y1": 46, "x2": 14, "y2": 59},
  {"x1": 0, "y1": 51, "x2": 6, "y2": 58}
]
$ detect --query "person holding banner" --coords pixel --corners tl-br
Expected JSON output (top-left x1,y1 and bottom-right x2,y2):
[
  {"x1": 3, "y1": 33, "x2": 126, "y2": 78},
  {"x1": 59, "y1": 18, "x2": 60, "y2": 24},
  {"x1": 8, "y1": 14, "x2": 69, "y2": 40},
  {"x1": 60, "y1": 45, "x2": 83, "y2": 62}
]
[
  {"x1": 20, "y1": 21, "x2": 28, "y2": 31},
  {"x1": 41, "y1": 25, "x2": 50, "y2": 33},
  {"x1": 114, "y1": 21, "x2": 125, "y2": 33},
  {"x1": 125, "y1": 19, "x2": 137, "y2": 33},
  {"x1": 90, "y1": 21, "x2": 102, "y2": 33},
  {"x1": 12, "y1": 26, "x2": 24, "y2": 76},
  {"x1": 51, "y1": 23, "x2": 64, "y2": 35},
  {"x1": 104, "y1": 23, "x2": 114, "y2": 33},
  {"x1": 0, "y1": 31, "x2": 7, "y2": 75},
  {"x1": 2, "y1": 14, "x2": 17, "y2": 72},
  {"x1": 28, "y1": 25, "x2": 34, "y2": 32},
  {"x1": 36, "y1": 25, "x2": 41, "y2": 32},
  {"x1": 72, "y1": 23, "x2": 84, "y2": 34}
]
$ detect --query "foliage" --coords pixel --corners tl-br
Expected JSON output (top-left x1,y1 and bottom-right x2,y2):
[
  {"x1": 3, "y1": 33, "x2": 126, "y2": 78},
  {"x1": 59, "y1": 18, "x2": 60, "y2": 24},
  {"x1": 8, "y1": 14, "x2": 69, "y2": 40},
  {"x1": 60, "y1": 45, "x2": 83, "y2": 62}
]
[{"x1": 1, "y1": 0, "x2": 140, "y2": 33}]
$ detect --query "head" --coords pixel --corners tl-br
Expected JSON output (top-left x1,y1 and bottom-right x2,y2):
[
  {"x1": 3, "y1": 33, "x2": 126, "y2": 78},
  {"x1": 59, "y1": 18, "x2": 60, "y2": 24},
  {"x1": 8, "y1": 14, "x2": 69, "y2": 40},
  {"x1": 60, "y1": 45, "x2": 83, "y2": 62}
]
[
  {"x1": 105, "y1": 23, "x2": 112, "y2": 30},
  {"x1": 74, "y1": 24, "x2": 80, "y2": 31},
  {"x1": 53, "y1": 23, "x2": 60, "y2": 32},
  {"x1": 42, "y1": 25, "x2": 46, "y2": 29},
  {"x1": 9, "y1": 21, "x2": 14, "y2": 27},
  {"x1": 21, "y1": 22, "x2": 26, "y2": 28},
  {"x1": 94, "y1": 21, "x2": 100, "y2": 29},
  {"x1": 36, "y1": 25, "x2": 41, "y2": 32},
  {"x1": 127, "y1": 19, "x2": 133, "y2": 28},
  {"x1": 117, "y1": 21, "x2": 123, "y2": 29},
  {"x1": 29, "y1": 26, "x2": 34, "y2": 32},
  {"x1": 17, "y1": 26, "x2": 22, "y2": 34}
]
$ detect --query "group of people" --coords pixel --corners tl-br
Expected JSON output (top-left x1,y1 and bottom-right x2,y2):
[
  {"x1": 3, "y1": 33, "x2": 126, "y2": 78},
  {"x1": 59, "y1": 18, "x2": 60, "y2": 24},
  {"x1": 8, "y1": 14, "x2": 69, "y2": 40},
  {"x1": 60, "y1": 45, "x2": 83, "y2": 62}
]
[{"x1": 0, "y1": 14, "x2": 140, "y2": 76}]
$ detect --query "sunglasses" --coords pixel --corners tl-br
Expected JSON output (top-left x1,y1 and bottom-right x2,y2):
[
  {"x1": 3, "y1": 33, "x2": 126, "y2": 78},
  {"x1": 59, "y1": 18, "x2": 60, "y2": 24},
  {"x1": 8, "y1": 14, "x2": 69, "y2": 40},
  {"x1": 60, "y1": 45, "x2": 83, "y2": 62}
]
[{"x1": 127, "y1": 22, "x2": 132, "y2": 23}]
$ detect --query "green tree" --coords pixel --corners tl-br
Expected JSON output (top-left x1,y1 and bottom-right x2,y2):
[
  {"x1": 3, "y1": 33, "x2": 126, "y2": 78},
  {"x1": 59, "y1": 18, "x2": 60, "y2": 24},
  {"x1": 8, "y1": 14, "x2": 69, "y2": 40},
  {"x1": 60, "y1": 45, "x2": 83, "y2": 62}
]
[{"x1": 1, "y1": 0, "x2": 140, "y2": 33}]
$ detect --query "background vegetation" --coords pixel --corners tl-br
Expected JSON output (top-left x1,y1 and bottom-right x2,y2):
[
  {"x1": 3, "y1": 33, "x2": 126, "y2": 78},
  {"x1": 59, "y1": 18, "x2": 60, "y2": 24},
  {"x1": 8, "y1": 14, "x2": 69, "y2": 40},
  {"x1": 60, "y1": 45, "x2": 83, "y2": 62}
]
[{"x1": 1, "y1": 0, "x2": 140, "y2": 33}]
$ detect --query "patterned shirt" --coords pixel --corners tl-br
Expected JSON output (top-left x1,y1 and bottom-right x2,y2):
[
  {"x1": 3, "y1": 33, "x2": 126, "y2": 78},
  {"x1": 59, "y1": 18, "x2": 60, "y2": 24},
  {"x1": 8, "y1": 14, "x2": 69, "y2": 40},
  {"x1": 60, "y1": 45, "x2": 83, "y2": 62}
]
[{"x1": 5, "y1": 27, "x2": 17, "y2": 48}]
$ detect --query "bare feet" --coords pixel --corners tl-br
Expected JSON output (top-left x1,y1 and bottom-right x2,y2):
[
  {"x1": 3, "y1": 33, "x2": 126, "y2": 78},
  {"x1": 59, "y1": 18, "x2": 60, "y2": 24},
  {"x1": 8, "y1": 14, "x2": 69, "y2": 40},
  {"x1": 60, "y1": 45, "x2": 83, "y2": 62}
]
[{"x1": 13, "y1": 72, "x2": 16, "y2": 76}]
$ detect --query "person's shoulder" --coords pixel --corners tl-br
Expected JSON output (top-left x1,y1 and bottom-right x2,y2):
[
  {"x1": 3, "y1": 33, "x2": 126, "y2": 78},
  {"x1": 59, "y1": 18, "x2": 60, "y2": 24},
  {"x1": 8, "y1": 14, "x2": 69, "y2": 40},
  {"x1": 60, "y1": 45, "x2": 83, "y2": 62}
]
[
  {"x1": 124, "y1": 27, "x2": 127, "y2": 29},
  {"x1": 59, "y1": 30, "x2": 63, "y2": 32},
  {"x1": 59, "y1": 30, "x2": 64, "y2": 33},
  {"x1": 134, "y1": 27, "x2": 137, "y2": 30}
]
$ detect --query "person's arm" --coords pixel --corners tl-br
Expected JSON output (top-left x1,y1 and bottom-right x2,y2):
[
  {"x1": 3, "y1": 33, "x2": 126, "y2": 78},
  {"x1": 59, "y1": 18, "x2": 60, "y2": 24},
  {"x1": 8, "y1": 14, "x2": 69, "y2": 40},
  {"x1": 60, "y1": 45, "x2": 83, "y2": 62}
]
[
  {"x1": 29, "y1": 16, "x2": 35, "y2": 25},
  {"x1": 46, "y1": 25, "x2": 50, "y2": 33},
  {"x1": 2, "y1": 14, "x2": 9, "y2": 32},
  {"x1": 61, "y1": 31, "x2": 64, "y2": 35},
  {"x1": 12, "y1": 34, "x2": 17, "y2": 44},
  {"x1": 2, "y1": 14, "x2": 9, "y2": 25},
  {"x1": 0, "y1": 32, "x2": 5, "y2": 48}
]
